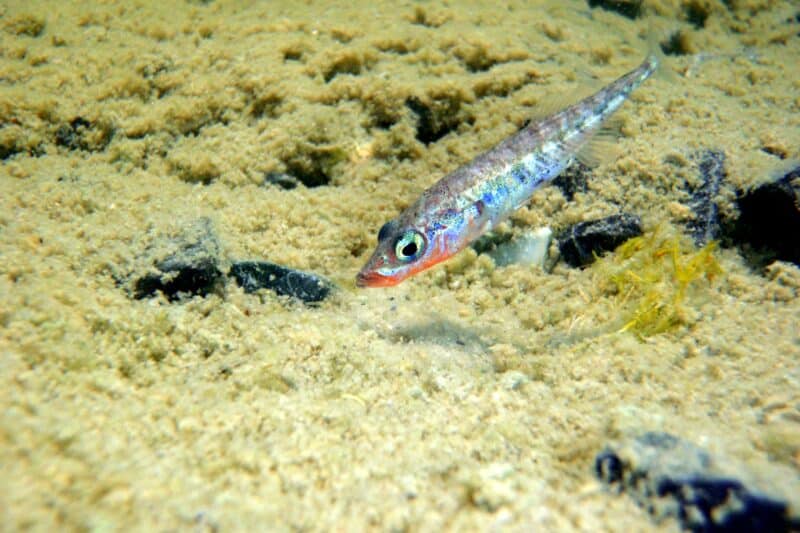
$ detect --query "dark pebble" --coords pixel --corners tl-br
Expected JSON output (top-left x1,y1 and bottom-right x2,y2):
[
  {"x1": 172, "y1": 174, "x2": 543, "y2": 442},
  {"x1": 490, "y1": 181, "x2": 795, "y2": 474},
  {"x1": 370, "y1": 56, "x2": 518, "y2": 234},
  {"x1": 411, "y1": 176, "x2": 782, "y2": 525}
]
[
  {"x1": 557, "y1": 213, "x2": 642, "y2": 267},
  {"x1": 133, "y1": 218, "x2": 223, "y2": 301},
  {"x1": 724, "y1": 164, "x2": 800, "y2": 268},
  {"x1": 229, "y1": 261, "x2": 332, "y2": 303},
  {"x1": 595, "y1": 432, "x2": 798, "y2": 532}
]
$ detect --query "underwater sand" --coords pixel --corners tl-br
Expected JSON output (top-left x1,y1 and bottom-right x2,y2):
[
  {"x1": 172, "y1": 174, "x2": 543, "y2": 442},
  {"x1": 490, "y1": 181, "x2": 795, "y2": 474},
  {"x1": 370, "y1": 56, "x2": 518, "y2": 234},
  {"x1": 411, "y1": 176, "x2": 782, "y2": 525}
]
[{"x1": 1, "y1": 0, "x2": 799, "y2": 530}]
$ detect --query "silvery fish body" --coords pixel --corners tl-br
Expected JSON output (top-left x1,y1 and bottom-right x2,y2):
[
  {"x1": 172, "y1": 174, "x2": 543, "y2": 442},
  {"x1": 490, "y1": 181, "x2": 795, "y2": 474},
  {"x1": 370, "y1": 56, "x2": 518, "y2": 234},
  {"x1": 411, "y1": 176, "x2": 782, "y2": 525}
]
[{"x1": 357, "y1": 53, "x2": 660, "y2": 287}]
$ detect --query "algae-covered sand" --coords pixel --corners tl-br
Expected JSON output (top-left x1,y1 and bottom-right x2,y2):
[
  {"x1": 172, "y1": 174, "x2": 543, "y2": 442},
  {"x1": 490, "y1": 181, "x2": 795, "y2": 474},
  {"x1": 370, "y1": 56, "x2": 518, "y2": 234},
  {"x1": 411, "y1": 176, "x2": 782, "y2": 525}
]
[{"x1": 1, "y1": 0, "x2": 799, "y2": 530}]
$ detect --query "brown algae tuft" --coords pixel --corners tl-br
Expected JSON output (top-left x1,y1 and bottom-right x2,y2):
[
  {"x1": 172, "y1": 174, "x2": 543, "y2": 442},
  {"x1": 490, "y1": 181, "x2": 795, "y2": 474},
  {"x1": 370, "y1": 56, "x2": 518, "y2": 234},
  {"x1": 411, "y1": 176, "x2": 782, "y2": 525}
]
[{"x1": 592, "y1": 228, "x2": 723, "y2": 337}]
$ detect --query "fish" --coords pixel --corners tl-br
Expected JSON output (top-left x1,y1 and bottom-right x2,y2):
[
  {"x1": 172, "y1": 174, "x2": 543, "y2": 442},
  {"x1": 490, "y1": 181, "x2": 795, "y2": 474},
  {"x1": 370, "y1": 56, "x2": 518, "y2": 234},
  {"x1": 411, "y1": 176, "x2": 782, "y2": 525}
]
[{"x1": 356, "y1": 47, "x2": 662, "y2": 288}]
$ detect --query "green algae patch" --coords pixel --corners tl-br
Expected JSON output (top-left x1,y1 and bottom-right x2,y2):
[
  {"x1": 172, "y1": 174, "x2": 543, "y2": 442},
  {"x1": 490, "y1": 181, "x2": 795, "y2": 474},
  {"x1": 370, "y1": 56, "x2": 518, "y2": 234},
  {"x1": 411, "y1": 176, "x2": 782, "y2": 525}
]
[{"x1": 593, "y1": 229, "x2": 723, "y2": 337}]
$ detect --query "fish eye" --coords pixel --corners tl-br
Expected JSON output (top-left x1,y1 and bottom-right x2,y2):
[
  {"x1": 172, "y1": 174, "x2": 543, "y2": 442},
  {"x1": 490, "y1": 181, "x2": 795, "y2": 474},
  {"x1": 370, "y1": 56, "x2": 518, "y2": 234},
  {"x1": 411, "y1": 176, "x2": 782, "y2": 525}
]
[{"x1": 394, "y1": 230, "x2": 425, "y2": 262}]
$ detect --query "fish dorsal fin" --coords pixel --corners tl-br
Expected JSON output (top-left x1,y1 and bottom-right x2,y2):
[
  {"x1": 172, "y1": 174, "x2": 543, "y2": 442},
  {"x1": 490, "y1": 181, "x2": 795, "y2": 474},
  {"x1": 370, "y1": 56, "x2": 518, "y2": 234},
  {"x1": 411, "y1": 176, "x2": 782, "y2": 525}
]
[
  {"x1": 525, "y1": 85, "x2": 592, "y2": 123},
  {"x1": 527, "y1": 94, "x2": 574, "y2": 122}
]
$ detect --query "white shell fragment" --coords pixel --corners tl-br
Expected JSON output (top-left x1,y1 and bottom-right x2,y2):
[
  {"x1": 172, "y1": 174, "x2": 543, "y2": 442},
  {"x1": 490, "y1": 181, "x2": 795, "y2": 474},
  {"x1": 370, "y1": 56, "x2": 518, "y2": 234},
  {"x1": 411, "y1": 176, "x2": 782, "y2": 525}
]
[{"x1": 488, "y1": 227, "x2": 553, "y2": 268}]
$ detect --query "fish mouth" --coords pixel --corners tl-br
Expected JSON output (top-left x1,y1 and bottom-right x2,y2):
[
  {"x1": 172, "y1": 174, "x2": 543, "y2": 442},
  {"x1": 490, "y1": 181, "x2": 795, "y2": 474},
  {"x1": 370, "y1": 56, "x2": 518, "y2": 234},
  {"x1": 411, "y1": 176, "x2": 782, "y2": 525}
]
[{"x1": 355, "y1": 269, "x2": 399, "y2": 288}]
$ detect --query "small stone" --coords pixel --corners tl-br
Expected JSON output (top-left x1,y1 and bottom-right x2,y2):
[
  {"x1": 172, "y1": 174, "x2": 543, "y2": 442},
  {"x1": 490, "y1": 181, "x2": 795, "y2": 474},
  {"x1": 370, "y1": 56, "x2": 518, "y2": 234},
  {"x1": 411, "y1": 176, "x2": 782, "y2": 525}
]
[
  {"x1": 228, "y1": 261, "x2": 333, "y2": 303},
  {"x1": 557, "y1": 213, "x2": 642, "y2": 267},
  {"x1": 487, "y1": 227, "x2": 552, "y2": 268},
  {"x1": 595, "y1": 431, "x2": 798, "y2": 532},
  {"x1": 133, "y1": 218, "x2": 223, "y2": 301}
]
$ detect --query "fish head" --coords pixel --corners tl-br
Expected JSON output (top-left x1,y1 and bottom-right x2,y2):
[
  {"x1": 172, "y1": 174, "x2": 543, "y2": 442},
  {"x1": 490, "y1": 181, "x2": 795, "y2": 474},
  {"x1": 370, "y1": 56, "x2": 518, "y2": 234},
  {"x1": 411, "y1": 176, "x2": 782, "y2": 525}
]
[{"x1": 356, "y1": 218, "x2": 453, "y2": 288}]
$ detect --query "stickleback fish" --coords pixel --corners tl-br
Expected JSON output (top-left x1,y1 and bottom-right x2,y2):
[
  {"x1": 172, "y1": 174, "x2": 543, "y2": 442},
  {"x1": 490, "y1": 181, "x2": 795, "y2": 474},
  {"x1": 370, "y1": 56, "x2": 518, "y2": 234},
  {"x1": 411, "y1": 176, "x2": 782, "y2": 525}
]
[{"x1": 357, "y1": 48, "x2": 662, "y2": 288}]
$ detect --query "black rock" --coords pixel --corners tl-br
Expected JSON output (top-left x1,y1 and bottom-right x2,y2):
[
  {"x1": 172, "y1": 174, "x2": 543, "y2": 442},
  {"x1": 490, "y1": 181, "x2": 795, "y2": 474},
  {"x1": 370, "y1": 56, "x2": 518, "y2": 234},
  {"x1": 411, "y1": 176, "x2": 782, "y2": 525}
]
[
  {"x1": 684, "y1": 150, "x2": 726, "y2": 246},
  {"x1": 229, "y1": 261, "x2": 332, "y2": 303},
  {"x1": 724, "y1": 164, "x2": 800, "y2": 268},
  {"x1": 133, "y1": 218, "x2": 224, "y2": 301},
  {"x1": 595, "y1": 432, "x2": 798, "y2": 532},
  {"x1": 557, "y1": 213, "x2": 642, "y2": 267}
]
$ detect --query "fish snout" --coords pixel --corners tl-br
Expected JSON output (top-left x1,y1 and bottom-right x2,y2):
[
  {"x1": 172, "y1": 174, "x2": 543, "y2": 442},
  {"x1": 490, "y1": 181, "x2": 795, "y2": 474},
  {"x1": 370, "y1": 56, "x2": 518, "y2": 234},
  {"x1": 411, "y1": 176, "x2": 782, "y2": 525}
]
[{"x1": 355, "y1": 268, "x2": 397, "y2": 288}]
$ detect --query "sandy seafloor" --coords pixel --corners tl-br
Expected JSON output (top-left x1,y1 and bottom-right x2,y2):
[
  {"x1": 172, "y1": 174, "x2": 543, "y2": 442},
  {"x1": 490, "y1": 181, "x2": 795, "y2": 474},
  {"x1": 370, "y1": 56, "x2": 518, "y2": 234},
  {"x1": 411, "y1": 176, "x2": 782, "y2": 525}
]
[{"x1": 1, "y1": 0, "x2": 799, "y2": 530}]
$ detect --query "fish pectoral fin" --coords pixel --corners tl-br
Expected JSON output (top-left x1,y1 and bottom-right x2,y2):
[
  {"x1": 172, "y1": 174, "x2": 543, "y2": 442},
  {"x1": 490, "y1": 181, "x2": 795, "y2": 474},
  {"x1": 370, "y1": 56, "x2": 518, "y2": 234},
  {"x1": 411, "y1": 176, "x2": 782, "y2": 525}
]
[{"x1": 575, "y1": 117, "x2": 624, "y2": 168}]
